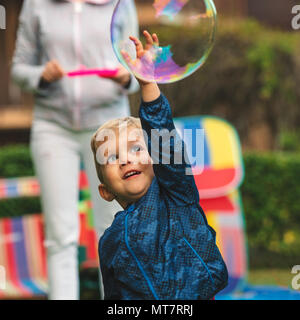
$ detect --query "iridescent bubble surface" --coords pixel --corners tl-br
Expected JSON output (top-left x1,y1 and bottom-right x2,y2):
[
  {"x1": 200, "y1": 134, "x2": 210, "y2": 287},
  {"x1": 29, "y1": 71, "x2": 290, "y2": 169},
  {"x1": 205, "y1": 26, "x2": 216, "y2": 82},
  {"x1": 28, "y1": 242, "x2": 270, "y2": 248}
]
[{"x1": 111, "y1": 0, "x2": 217, "y2": 83}]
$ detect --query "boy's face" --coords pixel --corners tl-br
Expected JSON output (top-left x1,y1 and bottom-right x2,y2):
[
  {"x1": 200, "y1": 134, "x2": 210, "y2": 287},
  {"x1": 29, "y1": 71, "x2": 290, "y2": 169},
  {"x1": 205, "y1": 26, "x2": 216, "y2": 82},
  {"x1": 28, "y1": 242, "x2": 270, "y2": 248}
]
[{"x1": 96, "y1": 126, "x2": 154, "y2": 208}]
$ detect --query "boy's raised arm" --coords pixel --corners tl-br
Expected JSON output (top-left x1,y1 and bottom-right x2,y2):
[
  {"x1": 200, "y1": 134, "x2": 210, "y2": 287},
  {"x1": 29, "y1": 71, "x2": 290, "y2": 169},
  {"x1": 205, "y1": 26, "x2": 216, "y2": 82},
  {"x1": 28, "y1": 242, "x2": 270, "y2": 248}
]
[
  {"x1": 124, "y1": 31, "x2": 199, "y2": 205},
  {"x1": 139, "y1": 91, "x2": 199, "y2": 205}
]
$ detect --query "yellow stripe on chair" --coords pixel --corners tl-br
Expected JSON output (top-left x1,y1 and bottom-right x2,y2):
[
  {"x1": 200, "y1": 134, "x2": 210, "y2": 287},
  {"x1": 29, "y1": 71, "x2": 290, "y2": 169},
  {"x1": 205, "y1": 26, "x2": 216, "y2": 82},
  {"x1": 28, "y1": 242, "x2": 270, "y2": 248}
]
[{"x1": 203, "y1": 118, "x2": 240, "y2": 170}]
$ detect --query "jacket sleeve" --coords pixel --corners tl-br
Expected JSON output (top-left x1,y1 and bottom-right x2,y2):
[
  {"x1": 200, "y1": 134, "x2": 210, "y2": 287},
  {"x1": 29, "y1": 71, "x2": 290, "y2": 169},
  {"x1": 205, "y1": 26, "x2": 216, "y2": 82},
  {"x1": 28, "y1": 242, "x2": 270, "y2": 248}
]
[
  {"x1": 118, "y1": 0, "x2": 140, "y2": 94},
  {"x1": 139, "y1": 94, "x2": 200, "y2": 205},
  {"x1": 11, "y1": 0, "x2": 44, "y2": 93}
]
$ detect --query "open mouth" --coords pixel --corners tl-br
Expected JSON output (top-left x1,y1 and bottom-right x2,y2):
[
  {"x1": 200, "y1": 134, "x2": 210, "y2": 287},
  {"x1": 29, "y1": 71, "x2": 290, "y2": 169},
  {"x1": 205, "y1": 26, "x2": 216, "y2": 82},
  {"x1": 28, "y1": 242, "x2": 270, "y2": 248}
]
[{"x1": 123, "y1": 170, "x2": 142, "y2": 180}]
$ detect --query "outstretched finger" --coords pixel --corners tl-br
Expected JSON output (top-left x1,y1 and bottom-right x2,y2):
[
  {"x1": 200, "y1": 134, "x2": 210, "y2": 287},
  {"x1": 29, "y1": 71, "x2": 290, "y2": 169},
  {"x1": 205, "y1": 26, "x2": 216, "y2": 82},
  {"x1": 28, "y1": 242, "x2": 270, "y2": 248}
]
[
  {"x1": 143, "y1": 30, "x2": 154, "y2": 50},
  {"x1": 152, "y1": 33, "x2": 159, "y2": 47},
  {"x1": 129, "y1": 35, "x2": 144, "y2": 58}
]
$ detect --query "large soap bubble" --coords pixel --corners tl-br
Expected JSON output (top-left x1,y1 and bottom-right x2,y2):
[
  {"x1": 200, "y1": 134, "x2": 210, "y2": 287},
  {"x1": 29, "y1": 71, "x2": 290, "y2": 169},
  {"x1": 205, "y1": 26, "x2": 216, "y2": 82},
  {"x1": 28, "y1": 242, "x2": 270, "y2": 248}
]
[{"x1": 111, "y1": 0, "x2": 217, "y2": 83}]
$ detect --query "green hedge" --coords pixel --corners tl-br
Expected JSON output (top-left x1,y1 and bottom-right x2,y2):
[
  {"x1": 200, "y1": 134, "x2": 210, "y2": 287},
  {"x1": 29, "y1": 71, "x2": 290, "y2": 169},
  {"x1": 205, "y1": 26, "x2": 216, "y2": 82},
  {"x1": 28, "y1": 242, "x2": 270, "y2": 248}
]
[
  {"x1": 242, "y1": 152, "x2": 300, "y2": 268},
  {"x1": 0, "y1": 197, "x2": 41, "y2": 218},
  {"x1": 0, "y1": 144, "x2": 41, "y2": 217},
  {"x1": 0, "y1": 144, "x2": 34, "y2": 177},
  {"x1": 1, "y1": 144, "x2": 300, "y2": 268}
]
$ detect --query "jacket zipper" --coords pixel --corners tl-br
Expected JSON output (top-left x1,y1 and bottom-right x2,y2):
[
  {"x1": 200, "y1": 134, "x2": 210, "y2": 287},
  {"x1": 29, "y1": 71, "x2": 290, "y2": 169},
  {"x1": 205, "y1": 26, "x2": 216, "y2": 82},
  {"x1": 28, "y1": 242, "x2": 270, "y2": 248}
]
[
  {"x1": 183, "y1": 237, "x2": 215, "y2": 285},
  {"x1": 73, "y1": 1, "x2": 83, "y2": 129},
  {"x1": 124, "y1": 213, "x2": 159, "y2": 300}
]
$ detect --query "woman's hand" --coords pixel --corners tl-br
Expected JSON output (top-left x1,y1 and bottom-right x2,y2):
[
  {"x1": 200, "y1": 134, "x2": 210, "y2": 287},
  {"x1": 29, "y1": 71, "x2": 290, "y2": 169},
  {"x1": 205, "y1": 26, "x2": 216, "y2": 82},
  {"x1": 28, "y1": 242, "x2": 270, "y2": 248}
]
[
  {"x1": 110, "y1": 65, "x2": 132, "y2": 88},
  {"x1": 41, "y1": 60, "x2": 65, "y2": 83}
]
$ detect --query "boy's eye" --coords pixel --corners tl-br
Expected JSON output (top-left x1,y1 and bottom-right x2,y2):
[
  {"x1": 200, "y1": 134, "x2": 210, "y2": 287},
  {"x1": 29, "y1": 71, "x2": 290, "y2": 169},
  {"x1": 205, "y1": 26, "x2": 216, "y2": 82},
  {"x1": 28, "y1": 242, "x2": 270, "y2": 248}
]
[
  {"x1": 130, "y1": 145, "x2": 143, "y2": 153},
  {"x1": 107, "y1": 154, "x2": 118, "y2": 164}
]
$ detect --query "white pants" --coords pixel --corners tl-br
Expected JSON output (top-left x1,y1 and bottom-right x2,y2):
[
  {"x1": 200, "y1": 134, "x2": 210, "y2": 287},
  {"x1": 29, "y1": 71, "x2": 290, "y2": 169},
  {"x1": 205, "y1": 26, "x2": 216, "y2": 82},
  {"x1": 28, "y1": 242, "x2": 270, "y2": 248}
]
[{"x1": 30, "y1": 119, "x2": 121, "y2": 300}]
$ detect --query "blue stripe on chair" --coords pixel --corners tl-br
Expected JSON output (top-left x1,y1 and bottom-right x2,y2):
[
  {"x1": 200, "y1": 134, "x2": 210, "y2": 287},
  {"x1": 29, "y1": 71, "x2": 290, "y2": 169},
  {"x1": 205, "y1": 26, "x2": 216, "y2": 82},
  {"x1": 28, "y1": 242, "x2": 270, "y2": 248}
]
[
  {"x1": 6, "y1": 182, "x2": 18, "y2": 197},
  {"x1": 178, "y1": 118, "x2": 211, "y2": 167},
  {"x1": 12, "y1": 218, "x2": 45, "y2": 295}
]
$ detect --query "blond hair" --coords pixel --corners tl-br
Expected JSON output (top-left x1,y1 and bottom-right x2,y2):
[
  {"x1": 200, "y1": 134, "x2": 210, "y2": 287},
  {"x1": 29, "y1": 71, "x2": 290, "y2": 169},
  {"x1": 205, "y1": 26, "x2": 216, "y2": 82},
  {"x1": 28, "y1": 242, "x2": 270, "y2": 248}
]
[{"x1": 91, "y1": 117, "x2": 142, "y2": 182}]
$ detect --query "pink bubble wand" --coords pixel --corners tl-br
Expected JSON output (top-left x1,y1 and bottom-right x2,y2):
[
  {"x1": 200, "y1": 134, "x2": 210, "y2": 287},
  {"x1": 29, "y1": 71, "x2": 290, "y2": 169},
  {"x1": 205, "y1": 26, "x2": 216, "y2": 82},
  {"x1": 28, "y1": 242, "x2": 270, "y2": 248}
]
[{"x1": 67, "y1": 68, "x2": 118, "y2": 78}]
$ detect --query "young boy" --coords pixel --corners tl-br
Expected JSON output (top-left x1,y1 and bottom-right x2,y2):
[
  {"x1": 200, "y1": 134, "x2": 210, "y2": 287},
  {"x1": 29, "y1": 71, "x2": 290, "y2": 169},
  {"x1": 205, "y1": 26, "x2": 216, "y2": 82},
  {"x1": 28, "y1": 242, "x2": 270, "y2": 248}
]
[{"x1": 91, "y1": 31, "x2": 228, "y2": 300}]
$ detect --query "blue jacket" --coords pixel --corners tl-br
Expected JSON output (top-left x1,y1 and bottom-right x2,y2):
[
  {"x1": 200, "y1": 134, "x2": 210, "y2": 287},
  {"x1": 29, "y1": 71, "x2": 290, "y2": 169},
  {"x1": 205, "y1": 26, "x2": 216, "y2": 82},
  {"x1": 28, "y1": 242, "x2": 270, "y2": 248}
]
[{"x1": 99, "y1": 94, "x2": 228, "y2": 300}]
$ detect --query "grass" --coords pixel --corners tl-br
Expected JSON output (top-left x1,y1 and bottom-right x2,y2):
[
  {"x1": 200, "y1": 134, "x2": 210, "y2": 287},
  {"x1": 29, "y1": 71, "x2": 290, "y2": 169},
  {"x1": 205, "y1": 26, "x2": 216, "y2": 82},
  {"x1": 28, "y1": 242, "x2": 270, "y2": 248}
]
[{"x1": 248, "y1": 269, "x2": 296, "y2": 289}]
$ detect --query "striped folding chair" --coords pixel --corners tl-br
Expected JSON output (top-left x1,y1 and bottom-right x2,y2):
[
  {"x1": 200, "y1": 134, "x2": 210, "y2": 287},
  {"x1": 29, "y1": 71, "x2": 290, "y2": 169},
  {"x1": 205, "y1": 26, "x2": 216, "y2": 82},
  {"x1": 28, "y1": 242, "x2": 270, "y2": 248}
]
[
  {"x1": 0, "y1": 171, "x2": 98, "y2": 298},
  {"x1": 174, "y1": 115, "x2": 300, "y2": 300}
]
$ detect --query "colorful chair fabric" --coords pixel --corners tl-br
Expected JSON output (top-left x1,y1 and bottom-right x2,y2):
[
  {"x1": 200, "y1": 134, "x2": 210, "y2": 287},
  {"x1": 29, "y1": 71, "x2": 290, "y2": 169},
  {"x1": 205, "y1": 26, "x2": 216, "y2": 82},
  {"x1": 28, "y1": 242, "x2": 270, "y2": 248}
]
[
  {"x1": 0, "y1": 171, "x2": 98, "y2": 298},
  {"x1": 0, "y1": 214, "x2": 47, "y2": 298},
  {"x1": 0, "y1": 177, "x2": 40, "y2": 199}
]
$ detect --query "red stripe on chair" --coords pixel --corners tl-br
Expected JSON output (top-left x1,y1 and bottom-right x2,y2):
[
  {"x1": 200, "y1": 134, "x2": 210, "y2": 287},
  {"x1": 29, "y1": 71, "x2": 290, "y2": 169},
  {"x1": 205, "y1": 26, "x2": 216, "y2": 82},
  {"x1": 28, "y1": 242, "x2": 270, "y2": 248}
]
[
  {"x1": 79, "y1": 171, "x2": 89, "y2": 190},
  {"x1": 200, "y1": 196, "x2": 235, "y2": 212},
  {"x1": 86, "y1": 230, "x2": 98, "y2": 261},
  {"x1": 36, "y1": 215, "x2": 47, "y2": 279},
  {"x1": 3, "y1": 218, "x2": 30, "y2": 296},
  {"x1": 194, "y1": 168, "x2": 237, "y2": 190}
]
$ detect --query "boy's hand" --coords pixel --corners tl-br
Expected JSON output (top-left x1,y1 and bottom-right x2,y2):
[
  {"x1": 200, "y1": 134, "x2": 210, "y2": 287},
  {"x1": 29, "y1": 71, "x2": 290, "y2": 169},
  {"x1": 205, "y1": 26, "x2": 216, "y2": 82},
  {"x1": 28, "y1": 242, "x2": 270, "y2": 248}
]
[
  {"x1": 121, "y1": 30, "x2": 160, "y2": 86},
  {"x1": 122, "y1": 30, "x2": 161, "y2": 102},
  {"x1": 129, "y1": 30, "x2": 159, "y2": 61}
]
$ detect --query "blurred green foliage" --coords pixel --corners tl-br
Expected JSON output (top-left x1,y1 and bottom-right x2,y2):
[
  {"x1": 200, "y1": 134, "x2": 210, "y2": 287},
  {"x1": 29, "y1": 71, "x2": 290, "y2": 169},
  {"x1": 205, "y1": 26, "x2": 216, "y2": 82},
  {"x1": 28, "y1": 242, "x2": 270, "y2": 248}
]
[
  {"x1": 242, "y1": 152, "x2": 300, "y2": 268},
  {"x1": 0, "y1": 197, "x2": 41, "y2": 218},
  {"x1": 278, "y1": 130, "x2": 300, "y2": 152},
  {"x1": 0, "y1": 144, "x2": 34, "y2": 178}
]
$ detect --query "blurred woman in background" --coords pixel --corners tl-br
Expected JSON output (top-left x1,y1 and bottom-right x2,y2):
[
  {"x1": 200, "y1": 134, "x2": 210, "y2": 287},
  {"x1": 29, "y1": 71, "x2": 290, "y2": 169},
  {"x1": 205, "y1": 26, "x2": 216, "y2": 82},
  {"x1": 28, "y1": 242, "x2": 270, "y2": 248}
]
[{"x1": 11, "y1": 0, "x2": 139, "y2": 300}]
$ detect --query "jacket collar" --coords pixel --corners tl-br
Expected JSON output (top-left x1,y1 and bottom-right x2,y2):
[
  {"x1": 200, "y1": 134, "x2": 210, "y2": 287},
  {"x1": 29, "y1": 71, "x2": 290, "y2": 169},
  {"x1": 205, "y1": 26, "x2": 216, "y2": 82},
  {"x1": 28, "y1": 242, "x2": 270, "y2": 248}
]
[{"x1": 124, "y1": 177, "x2": 158, "y2": 213}]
